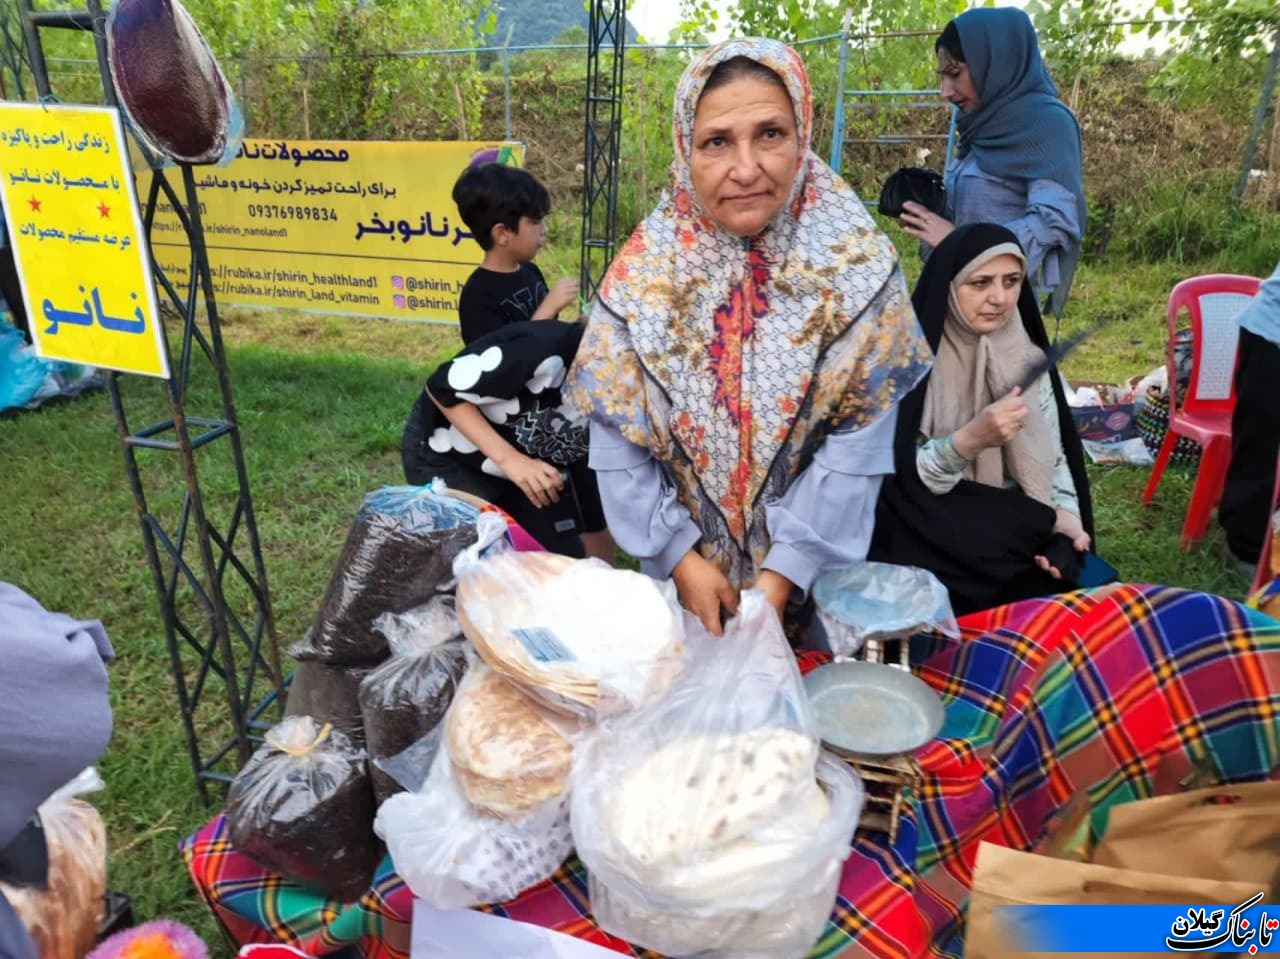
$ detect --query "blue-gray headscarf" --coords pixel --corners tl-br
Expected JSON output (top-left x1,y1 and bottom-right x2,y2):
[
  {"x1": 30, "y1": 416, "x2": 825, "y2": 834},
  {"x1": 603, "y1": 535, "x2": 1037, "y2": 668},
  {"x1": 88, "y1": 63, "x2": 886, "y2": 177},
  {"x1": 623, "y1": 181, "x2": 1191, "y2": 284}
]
[{"x1": 949, "y1": 7, "x2": 1086, "y2": 316}]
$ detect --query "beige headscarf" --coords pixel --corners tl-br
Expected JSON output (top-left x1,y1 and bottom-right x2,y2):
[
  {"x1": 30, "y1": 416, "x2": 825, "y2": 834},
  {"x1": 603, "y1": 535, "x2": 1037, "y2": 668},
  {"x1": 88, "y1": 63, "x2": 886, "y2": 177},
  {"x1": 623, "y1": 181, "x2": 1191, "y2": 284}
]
[{"x1": 920, "y1": 242, "x2": 1056, "y2": 507}]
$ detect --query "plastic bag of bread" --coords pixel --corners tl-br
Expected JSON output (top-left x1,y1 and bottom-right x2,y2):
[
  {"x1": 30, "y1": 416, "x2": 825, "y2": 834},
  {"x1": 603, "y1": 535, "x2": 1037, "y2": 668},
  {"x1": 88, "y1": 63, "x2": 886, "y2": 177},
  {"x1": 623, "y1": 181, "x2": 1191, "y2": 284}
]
[
  {"x1": 0, "y1": 769, "x2": 107, "y2": 959},
  {"x1": 373, "y1": 665, "x2": 576, "y2": 908},
  {"x1": 570, "y1": 591, "x2": 863, "y2": 958},
  {"x1": 302, "y1": 485, "x2": 480, "y2": 666},
  {"x1": 454, "y1": 542, "x2": 685, "y2": 720},
  {"x1": 226, "y1": 716, "x2": 380, "y2": 903},
  {"x1": 359, "y1": 596, "x2": 469, "y2": 805},
  {"x1": 444, "y1": 664, "x2": 577, "y2": 819}
]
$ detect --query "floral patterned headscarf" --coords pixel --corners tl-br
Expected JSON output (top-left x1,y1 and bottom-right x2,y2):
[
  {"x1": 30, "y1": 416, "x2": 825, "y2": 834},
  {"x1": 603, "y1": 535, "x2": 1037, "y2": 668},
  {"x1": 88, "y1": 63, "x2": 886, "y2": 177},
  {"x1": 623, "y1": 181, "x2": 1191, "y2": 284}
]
[{"x1": 564, "y1": 37, "x2": 931, "y2": 588}]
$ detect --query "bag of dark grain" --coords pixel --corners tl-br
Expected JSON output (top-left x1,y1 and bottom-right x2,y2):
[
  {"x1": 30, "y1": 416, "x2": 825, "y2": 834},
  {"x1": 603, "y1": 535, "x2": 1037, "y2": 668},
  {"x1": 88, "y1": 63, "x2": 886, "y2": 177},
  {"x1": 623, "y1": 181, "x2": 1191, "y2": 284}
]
[
  {"x1": 285, "y1": 659, "x2": 377, "y2": 747},
  {"x1": 302, "y1": 485, "x2": 480, "y2": 666},
  {"x1": 360, "y1": 595, "x2": 470, "y2": 804},
  {"x1": 226, "y1": 716, "x2": 381, "y2": 903}
]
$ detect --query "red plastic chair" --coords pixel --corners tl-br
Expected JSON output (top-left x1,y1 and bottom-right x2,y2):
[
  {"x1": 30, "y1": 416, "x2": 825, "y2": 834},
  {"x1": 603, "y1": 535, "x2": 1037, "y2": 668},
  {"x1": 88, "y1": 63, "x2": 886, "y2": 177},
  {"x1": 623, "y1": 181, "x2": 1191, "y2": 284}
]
[
  {"x1": 1250, "y1": 450, "x2": 1280, "y2": 598},
  {"x1": 1141, "y1": 273, "x2": 1261, "y2": 548}
]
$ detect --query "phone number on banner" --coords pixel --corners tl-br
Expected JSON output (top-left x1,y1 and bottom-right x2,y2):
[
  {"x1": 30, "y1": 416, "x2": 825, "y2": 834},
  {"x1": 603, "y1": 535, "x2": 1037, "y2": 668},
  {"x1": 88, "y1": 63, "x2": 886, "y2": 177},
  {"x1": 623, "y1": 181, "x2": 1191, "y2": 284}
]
[{"x1": 246, "y1": 204, "x2": 339, "y2": 222}]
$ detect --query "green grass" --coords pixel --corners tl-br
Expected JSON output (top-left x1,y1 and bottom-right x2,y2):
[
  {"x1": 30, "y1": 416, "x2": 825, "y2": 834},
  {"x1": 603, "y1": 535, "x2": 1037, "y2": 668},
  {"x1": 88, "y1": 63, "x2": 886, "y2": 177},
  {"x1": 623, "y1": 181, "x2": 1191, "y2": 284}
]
[{"x1": 0, "y1": 251, "x2": 1255, "y2": 948}]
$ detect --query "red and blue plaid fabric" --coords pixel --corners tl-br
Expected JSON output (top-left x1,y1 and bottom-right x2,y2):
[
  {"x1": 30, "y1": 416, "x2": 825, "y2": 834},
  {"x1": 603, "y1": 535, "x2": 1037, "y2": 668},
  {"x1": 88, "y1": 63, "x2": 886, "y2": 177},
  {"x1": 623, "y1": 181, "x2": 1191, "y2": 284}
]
[{"x1": 183, "y1": 584, "x2": 1280, "y2": 958}]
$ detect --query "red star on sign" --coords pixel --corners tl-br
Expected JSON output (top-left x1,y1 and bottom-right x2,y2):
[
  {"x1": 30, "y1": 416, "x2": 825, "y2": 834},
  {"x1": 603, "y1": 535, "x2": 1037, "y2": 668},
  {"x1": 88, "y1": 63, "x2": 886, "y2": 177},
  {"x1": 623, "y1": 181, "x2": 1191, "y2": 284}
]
[
  {"x1": 97, "y1": 201, "x2": 110, "y2": 218},
  {"x1": 27, "y1": 197, "x2": 40, "y2": 212}
]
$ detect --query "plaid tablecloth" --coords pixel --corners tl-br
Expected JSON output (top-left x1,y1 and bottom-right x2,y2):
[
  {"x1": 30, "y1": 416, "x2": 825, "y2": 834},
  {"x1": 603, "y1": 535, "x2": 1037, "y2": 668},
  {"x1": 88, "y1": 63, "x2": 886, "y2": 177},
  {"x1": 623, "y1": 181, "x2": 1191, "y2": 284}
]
[{"x1": 183, "y1": 583, "x2": 1280, "y2": 958}]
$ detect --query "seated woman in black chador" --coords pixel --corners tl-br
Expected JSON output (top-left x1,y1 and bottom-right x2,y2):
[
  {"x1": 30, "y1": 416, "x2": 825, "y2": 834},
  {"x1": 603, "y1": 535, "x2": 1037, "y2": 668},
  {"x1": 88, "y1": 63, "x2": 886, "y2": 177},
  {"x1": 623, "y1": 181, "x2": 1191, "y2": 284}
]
[{"x1": 869, "y1": 223, "x2": 1096, "y2": 615}]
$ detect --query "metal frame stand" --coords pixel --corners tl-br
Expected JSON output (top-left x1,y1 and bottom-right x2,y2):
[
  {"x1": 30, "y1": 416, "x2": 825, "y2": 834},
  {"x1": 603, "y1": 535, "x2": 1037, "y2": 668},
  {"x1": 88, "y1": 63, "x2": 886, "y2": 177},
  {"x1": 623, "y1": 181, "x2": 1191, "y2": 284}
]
[
  {"x1": 828, "y1": 10, "x2": 957, "y2": 186},
  {"x1": 19, "y1": 0, "x2": 285, "y2": 802},
  {"x1": 578, "y1": 0, "x2": 625, "y2": 302}
]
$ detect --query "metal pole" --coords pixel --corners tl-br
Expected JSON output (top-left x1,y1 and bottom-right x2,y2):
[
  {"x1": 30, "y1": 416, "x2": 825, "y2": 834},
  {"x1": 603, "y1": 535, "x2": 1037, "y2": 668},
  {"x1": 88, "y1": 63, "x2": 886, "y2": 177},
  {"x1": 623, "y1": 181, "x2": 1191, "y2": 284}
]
[
  {"x1": 944, "y1": 105, "x2": 958, "y2": 172},
  {"x1": 1235, "y1": 27, "x2": 1280, "y2": 208},
  {"x1": 502, "y1": 22, "x2": 513, "y2": 142},
  {"x1": 578, "y1": 0, "x2": 625, "y2": 303},
  {"x1": 828, "y1": 8, "x2": 852, "y2": 172}
]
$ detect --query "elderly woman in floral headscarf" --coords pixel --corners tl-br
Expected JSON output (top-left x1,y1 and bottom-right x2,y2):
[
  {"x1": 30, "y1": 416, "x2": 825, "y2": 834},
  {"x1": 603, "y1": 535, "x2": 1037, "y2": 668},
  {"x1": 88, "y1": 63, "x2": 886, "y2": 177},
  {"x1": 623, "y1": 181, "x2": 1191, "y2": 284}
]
[{"x1": 565, "y1": 38, "x2": 931, "y2": 636}]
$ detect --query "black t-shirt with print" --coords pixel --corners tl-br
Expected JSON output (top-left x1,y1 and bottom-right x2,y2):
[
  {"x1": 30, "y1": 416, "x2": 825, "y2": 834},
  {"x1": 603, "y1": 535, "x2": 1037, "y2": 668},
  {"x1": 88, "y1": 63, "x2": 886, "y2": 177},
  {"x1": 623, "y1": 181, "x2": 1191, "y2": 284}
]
[
  {"x1": 402, "y1": 319, "x2": 588, "y2": 479},
  {"x1": 458, "y1": 262, "x2": 548, "y2": 344}
]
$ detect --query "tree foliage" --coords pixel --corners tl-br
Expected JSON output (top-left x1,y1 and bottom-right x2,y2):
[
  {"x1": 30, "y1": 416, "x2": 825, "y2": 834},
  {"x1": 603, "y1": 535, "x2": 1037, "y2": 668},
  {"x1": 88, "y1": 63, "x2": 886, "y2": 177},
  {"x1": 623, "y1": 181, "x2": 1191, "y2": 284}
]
[{"x1": 1025, "y1": 0, "x2": 1279, "y2": 105}]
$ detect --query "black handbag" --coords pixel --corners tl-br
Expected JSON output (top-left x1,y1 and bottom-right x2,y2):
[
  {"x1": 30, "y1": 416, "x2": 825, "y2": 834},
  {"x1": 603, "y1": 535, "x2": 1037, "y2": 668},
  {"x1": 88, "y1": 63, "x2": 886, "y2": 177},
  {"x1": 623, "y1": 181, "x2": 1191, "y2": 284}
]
[{"x1": 877, "y1": 166, "x2": 947, "y2": 218}]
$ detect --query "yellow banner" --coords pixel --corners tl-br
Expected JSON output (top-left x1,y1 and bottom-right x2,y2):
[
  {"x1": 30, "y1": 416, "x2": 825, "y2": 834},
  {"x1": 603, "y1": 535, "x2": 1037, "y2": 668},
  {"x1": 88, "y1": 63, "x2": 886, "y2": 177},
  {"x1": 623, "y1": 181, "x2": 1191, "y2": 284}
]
[
  {"x1": 0, "y1": 102, "x2": 167, "y2": 378},
  {"x1": 146, "y1": 139, "x2": 525, "y2": 324}
]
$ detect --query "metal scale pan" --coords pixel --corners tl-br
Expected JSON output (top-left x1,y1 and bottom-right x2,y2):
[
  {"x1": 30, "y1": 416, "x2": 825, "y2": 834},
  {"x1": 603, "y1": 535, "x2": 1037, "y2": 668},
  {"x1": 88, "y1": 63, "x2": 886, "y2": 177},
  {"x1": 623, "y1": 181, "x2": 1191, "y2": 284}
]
[{"x1": 803, "y1": 659, "x2": 946, "y2": 760}]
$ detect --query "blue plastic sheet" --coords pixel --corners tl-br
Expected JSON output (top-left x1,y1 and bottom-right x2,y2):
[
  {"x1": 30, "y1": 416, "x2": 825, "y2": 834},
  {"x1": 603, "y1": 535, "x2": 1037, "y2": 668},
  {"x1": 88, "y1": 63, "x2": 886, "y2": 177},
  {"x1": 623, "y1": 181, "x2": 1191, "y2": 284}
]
[{"x1": 0, "y1": 318, "x2": 103, "y2": 413}]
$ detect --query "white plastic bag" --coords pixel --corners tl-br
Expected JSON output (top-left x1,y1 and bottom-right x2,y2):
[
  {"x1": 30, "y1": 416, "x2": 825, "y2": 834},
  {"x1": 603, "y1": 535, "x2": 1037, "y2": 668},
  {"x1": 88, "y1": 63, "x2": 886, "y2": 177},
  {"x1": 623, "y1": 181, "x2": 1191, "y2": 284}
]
[
  {"x1": 812, "y1": 561, "x2": 960, "y2": 656},
  {"x1": 453, "y1": 544, "x2": 685, "y2": 720},
  {"x1": 587, "y1": 756, "x2": 859, "y2": 959},
  {"x1": 571, "y1": 591, "x2": 863, "y2": 958},
  {"x1": 374, "y1": 733, "x2": 573, "y2": 909}
]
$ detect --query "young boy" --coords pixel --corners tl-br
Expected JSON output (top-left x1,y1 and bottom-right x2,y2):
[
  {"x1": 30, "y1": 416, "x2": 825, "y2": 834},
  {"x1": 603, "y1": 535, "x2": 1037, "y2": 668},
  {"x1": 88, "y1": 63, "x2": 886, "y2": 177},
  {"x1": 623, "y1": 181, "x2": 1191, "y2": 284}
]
[
  {"x1": 452, "y1": 162, "x2": 579, "y2": 344},
  {"x1": 399, "y1": 163, "x2": 614, "y2": 563}
]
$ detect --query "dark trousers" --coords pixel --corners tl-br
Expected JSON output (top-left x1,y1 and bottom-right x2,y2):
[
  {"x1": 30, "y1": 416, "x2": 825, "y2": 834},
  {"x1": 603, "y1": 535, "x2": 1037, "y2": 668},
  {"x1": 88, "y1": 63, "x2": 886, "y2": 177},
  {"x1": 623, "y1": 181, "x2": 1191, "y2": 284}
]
[
  {"x1": 402, "y1": 442, "x2": 606, "y2": 559},
  {"x1": 1219, "y1": 328, "x2": 1280, "y2": 563}
]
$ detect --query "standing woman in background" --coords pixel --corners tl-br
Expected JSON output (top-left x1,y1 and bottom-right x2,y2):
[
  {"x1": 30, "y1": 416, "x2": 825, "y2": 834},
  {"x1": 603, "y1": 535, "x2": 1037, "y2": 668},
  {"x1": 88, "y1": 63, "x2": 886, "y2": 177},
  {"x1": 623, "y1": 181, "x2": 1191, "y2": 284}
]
[{"x1": 899, "y1": 6, "x2": 1086, "y2": 320}]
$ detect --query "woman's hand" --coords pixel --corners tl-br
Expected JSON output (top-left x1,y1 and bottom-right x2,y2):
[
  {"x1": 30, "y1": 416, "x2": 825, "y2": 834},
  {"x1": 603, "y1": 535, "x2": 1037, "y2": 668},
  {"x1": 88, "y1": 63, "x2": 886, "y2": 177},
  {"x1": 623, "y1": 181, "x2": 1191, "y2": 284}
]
[
  {"x1": 1034, "y1": 510, "x2": 1091, "y2": 580},
  {"x1": 752, "y1": 569, "x2": 794, "y2": 624},
  {"x1": 672, "y1": 550, "x2": 739, "y2": 637},
  {"x1": 899, "y1": 201, "x2": 955, "y2": 248},
  {"x1": 952, "y1": 387, "x2": 1029, "y2": 458},
  {"x1": 1053, "y1": 508, "x2": 1091, "y2": 552},
  {"x1": 498, "y1": 451, "x2": 564, "y2": 508}
]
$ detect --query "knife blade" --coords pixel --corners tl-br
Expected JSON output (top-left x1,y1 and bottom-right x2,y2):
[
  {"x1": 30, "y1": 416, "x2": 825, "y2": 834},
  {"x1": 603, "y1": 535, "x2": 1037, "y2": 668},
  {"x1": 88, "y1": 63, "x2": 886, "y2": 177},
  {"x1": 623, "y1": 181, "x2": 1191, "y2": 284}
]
[
  {"x1": 1012, "y1": 313, "x2": 1122, "y2": 395},
  {"x1": 1013, "y1": 327, "x2": 1090, "y2": 394}
]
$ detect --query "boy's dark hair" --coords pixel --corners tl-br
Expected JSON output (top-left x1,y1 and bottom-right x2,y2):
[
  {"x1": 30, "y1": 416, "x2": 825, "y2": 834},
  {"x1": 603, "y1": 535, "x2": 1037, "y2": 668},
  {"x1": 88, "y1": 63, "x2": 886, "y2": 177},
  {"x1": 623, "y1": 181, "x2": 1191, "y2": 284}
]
[{"x1": 452, "y1": 163, "x2": 551, "y2": 251}]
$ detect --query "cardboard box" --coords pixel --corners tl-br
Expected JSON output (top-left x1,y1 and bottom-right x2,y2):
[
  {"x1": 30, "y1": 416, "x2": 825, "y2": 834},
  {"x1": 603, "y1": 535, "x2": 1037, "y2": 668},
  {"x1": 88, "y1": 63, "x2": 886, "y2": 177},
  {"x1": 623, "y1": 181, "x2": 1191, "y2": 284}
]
[{"x1": 1067, "y1": 379, "x2": 1137, "y2": 443}]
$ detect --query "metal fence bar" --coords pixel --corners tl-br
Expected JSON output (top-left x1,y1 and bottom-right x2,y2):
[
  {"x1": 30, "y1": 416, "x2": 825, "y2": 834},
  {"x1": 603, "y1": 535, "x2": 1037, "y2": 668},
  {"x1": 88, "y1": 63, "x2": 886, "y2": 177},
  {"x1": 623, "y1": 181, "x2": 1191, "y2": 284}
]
[
  {"x1": 829, "y1": 9, "x2": 853, "y2": 170},
  {"x1": 1235, "y1": 26, "x2": 1280, "y2": 207}
]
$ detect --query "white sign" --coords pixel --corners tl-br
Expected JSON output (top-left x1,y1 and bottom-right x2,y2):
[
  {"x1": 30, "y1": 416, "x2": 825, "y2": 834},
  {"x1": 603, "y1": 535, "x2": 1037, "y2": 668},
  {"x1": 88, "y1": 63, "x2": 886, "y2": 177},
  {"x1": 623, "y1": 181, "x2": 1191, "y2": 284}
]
[{"x1": 411, "y1": 900, "x2": 625, "y2": 959}]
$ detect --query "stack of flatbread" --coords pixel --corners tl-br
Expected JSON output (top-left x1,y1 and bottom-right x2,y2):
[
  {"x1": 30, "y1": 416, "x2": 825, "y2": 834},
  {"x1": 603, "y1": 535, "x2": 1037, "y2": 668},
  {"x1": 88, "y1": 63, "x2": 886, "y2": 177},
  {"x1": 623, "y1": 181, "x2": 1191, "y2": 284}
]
[
  {"x1": 602, "y1": 728, "x2": 829, "y2": 899},
  {"x1": 575, "y1": 729, "x2": 860, "y2": 957},
  {"x1": 445, "y1": 665, "x2": 574, "y2": 820},
  {"x1": 456, "y1": 551, "x2": 684, "y2": 718}
]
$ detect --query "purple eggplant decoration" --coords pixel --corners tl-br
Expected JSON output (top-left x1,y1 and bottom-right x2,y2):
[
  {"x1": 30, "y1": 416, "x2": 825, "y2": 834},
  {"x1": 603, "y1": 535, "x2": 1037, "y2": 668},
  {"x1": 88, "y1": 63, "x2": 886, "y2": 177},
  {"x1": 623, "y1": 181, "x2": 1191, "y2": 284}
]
[{"x1": 106, "y1": 0, "x2": 239, "y2": 164}]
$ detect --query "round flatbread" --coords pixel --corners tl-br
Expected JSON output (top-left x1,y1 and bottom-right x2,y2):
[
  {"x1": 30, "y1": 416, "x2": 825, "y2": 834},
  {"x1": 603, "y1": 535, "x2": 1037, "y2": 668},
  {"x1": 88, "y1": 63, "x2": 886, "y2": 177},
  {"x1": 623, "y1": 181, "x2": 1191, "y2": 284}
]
[
  {"x1": 457, "y1": 552, "x2": 684, "y2": 715},
  {"x1": 604, "y1": 728, "x2": 821, "y2": 871},
  {"x1": 446, "y1": 667, "x2": 573, "y2": 819}
]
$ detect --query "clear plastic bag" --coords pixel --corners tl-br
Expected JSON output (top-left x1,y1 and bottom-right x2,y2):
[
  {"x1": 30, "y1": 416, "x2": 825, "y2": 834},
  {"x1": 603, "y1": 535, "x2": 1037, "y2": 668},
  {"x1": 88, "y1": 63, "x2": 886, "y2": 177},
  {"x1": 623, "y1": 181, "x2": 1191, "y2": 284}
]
[
  {"x1": 373, "y1": 726, "x2": 573, "y2": 910},
  {"x1": 443, "y1": 663, "x2": 577, "y2": 821},
  {"x1": 454, "y1": 547, "x2": 685, "y2": 720},
  {"x1": 811, "y1": 561, "x2": 960, "y2": 657},
  {"x1": 359, "y1": 596, "x2": 470, "y2": 805},
  {"x1": 587, "y1": 757, "x2": 860, "y2": 959},
  {"x1": 303, "y1": 485, "x2": 480, "y2": 665},
  {"x1": 226, "y1": 716, "x2": 380, "y2": 903},
  {"x1": 0, "y1": 769, "x2": 107, "y2": 959},
  {"x1": 571, "y1": 591, "x2": 863, "y2": 958}
]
